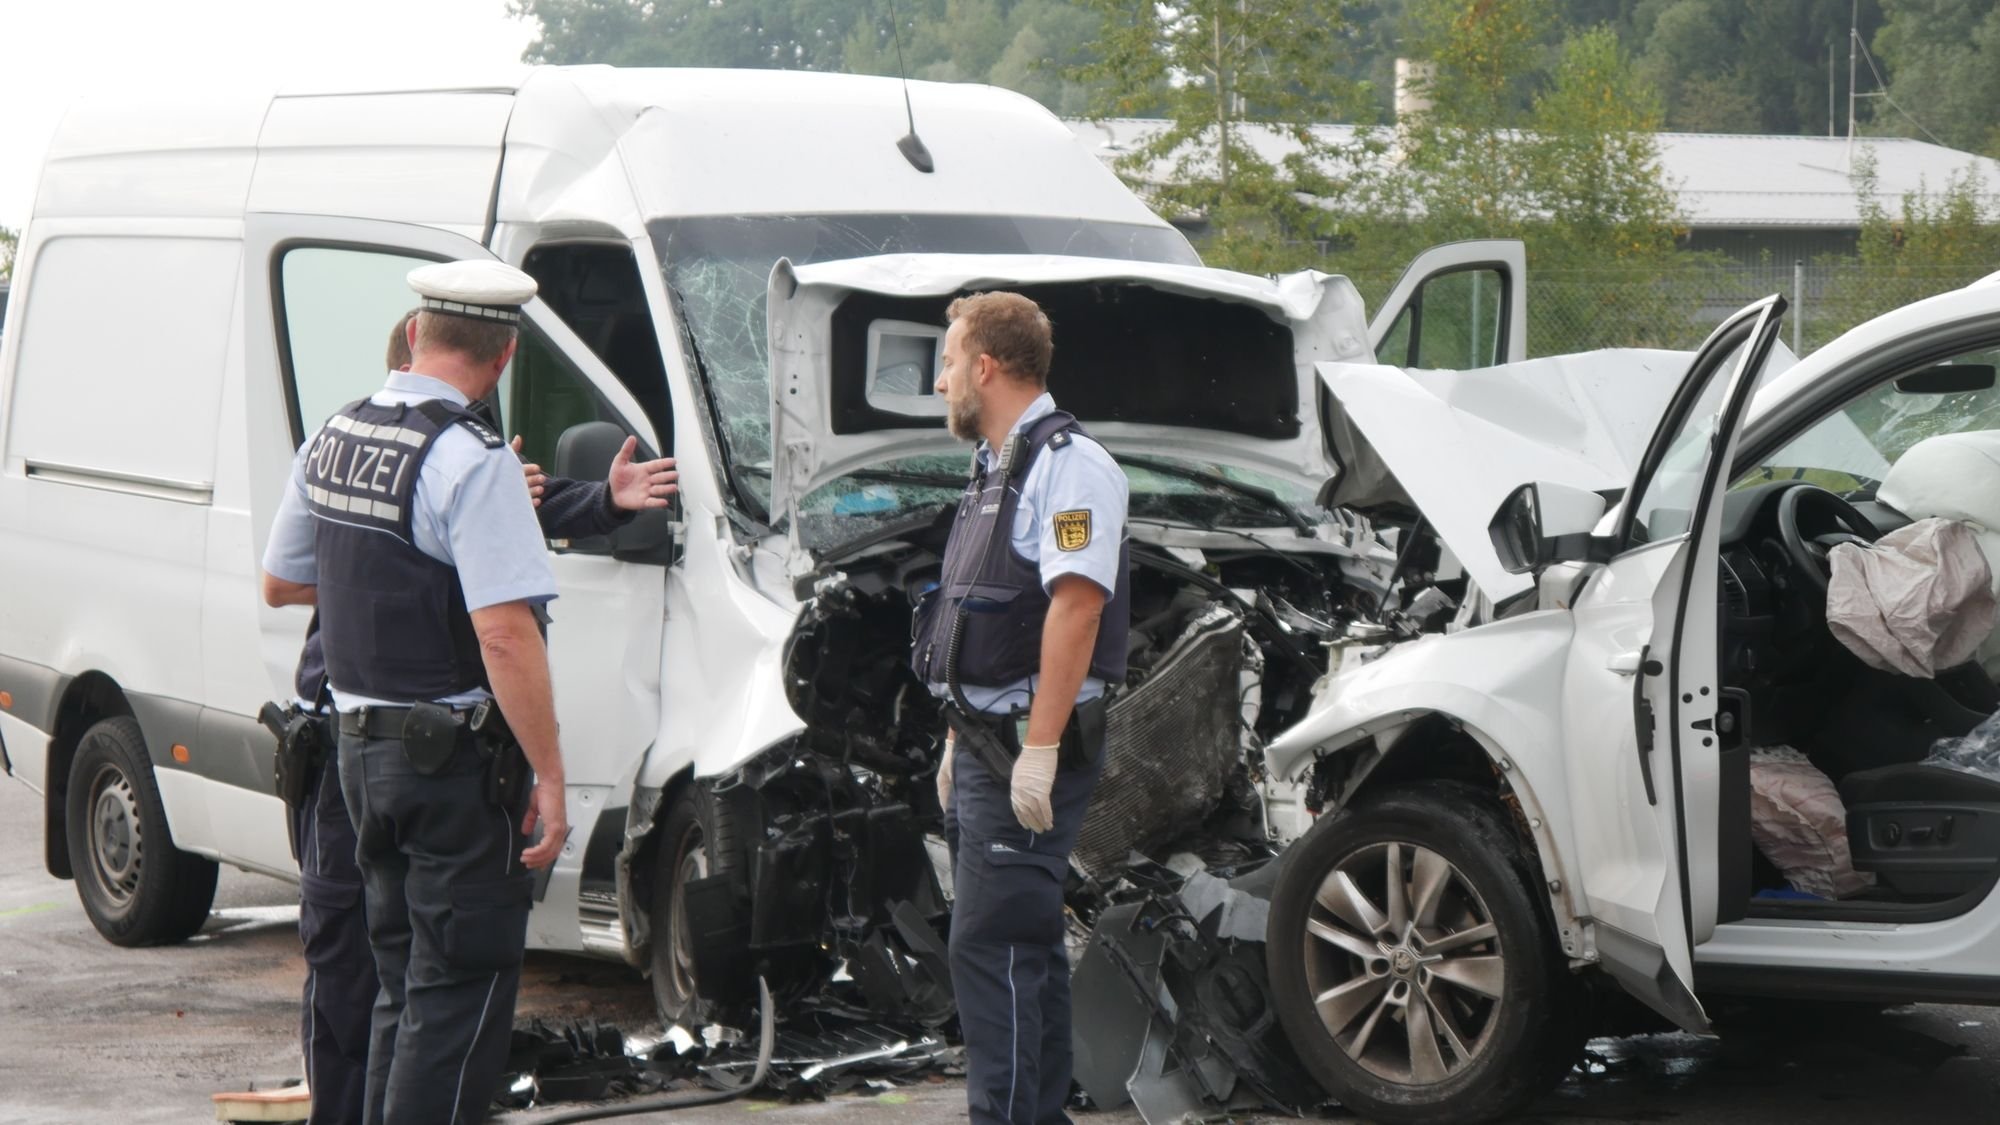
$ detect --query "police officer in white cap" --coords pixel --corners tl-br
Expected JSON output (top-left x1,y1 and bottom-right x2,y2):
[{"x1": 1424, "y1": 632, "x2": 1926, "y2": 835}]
[
  {"x1": 264, "y1": 306, "x2": 676, "y2": 1125},
  {"x1": 260, "y1": 260, "x2": 574, "y2": 1125}
]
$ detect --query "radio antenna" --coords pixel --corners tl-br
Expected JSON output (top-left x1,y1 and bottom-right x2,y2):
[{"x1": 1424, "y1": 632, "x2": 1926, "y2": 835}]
[{"x1": 886, "y1": 0, "x2": 935, "y2": 173}]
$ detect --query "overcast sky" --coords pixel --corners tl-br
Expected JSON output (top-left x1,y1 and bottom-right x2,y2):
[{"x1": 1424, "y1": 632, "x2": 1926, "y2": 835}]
[{"x1": 0, "y1": 0, "x2": 538, "y2": 230}]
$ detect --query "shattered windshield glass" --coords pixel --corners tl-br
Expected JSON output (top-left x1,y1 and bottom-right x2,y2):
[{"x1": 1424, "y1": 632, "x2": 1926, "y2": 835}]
[
  {"x1": 794, "y1": 453, "x2": 1319, "y2": 551},
  {"x1": 649, "y1": 214, "x2": 1200, "y2": 523},
  {"x1": 1742, "y1": 348, "x2": 2000, "y2": 496}
]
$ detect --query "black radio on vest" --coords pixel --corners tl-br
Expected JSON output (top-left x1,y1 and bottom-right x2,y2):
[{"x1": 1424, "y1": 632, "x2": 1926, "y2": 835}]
[
  {"x1": 302, "y1": 396, "x2": 504, "y2": 702},
  {"x1": 910, "y1": 410, "x2": 1131, "y2": 697}
]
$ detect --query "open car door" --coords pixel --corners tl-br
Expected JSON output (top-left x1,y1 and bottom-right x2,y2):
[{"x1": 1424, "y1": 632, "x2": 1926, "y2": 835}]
[
  {"x1": 1368, "y1": 240, "x2": 1528, "y2": 368},
  {"x1": 1560, "y1": 295, "x2": 1788, "y2": 1033}
]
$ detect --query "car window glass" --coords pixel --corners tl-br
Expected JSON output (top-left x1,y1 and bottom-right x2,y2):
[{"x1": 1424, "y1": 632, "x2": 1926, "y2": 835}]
[
  {"x1": 1627, "y1": 340, "x2": 1746, "y2": 544},
  {"x1": 495, "y1": 327, "x2": 628, "y2": 470},
  {"x1": 1374, "y1": 305, "x2": 1413, "y2": 366},
  {"x1": 278, "y1": 247, "x2": 429, "y2": 443},
  {"x1": 1413, "y1": 269, "x2": 1504, "y2": 370},
  {"x1": 1739, "y1": 344, "x2": 2000, "y2": 495}
]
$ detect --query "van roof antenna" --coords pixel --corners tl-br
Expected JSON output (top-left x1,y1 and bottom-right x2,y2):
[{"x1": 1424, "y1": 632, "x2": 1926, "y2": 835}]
[{"x1": 886, "y1": 0, "x2": 935, "y2": 173}]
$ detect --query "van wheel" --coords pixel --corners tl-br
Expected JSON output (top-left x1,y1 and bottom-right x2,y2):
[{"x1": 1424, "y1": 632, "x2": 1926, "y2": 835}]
[
  {"x1": 65, "y1": 716, "x2": 219, "y2": 946},
  {"x1": 648, "y1": 785, "x2": 740, "y2": 1025},
  {"x1": 1266, "y1": 783, "x2": 1582, "y2": 1125}
]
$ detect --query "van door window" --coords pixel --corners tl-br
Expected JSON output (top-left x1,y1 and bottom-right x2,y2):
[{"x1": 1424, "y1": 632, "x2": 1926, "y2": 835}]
[
  {"x1": 521, "y1": 244, "x2": 673, "y2": 453},
  {"x1": 277, "y1": 247, "x2": 431, "y2": 444},
  {"x1": 496, "y1": 328, "x2": 634, "y2": 470},
  {"x1": 1374, "y1": 267, "x2": 1506, "y2": 370}
]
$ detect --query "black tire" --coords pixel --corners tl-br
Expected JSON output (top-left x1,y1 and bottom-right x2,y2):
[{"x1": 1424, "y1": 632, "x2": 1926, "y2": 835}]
[
  {"x1": 647, "y1": 784, "x2": 740, "y2": 1025},
  {"x1": 1266, "y1": 782, "x2": 1582, "y2": 1125},
  {"x1": 64, "y1": 716, "x2": 219, "y2": 947}
]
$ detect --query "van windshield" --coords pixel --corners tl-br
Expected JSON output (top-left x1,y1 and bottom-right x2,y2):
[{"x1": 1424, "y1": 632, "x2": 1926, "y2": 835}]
[{"x1": 648, "y1": 214, "x2": 1200, "y2": 524}]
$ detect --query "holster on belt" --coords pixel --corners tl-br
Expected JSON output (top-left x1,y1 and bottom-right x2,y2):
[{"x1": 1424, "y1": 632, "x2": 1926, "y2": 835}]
[
  {"x1": 943, "y1": 703, "x2": 1018, "y2": 783},
  {"x1": 469, "y1": 699, "x2": 529, "y2": 814},
  {"x1": 259, "y1": 701, "x2": 331, "y2": 814},
  {"x1": 944, "y1": 694, "x2": 1111, "y2": 777}
]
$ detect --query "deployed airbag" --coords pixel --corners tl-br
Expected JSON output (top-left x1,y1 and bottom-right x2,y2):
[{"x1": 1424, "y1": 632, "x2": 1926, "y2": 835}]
[
  {"x1": 1749, "y1": 747, "x2": 1873, "y2": 899},
  {"x1": 1827, "y1": 518, "x2": 1997, "y2": 679}
]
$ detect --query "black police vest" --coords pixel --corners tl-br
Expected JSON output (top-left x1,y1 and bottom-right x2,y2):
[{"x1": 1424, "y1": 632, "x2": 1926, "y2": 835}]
[
  {"x1": 303, "y1": 396, "x2": 502, "y2": 703},
  {"x1": 910, "y1": 410, "x2": 1131, "y2": 698}
]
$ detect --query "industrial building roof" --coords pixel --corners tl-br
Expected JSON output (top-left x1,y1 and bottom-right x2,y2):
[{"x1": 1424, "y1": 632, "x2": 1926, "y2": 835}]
[{"x1": 1062, "y1": 118, "x2": 2000, "y2": 230}]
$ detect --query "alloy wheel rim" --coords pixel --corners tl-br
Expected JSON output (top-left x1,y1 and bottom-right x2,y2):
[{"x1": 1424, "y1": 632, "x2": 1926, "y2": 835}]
[
  {"x1": 87, "y1": 763, "x2": 144, "y2": 908},
  {"x1": 1299, "y1": 841, "x2": 1505, "y2": 1085}
]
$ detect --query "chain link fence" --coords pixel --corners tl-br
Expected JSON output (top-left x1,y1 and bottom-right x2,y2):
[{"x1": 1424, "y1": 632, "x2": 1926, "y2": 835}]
[{"x1": 1344, "y1": 262, "x2": 1991, "y2": 362}]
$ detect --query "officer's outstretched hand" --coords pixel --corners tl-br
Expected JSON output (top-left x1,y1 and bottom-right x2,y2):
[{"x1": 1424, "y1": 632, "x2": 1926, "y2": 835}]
[
  {"x1": 511, "y1": 436, "x2": 547, "y2": 507},
  {"x1": 1010, "y1": 744, "x2": 1060, "y2": 833},
  {"x1": 607, "y1": 436, "x2": 679, "y2": 512},
  {"x1": 520, "y1": 777, "x2": 569, "y2": 869}
]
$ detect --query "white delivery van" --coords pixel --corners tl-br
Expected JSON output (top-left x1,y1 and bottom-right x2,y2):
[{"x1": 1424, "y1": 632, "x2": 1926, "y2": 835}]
[{"x1": 0, "y1": 65, "x2": 1529, "y2": 1026}]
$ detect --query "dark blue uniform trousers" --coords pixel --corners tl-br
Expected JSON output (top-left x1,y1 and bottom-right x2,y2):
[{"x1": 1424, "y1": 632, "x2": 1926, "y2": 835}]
[
  {"x1": 338, "y1": 733, "x2": 533, "y2": 1125},
  {"x1": 947, "y1": 741, "x2": 1103, "y2": 1125},
  {"x1": 293, "y1": 754, "x2": 373, "y2": 1125}
]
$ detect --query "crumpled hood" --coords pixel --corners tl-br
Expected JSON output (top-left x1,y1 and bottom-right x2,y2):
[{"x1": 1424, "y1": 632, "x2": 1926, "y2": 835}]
[{"x1": 1318, "y1": 349, "x2": 1700, "y2": 599}]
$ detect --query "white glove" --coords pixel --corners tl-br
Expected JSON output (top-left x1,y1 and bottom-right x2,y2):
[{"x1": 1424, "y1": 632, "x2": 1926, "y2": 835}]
[
  {"x1": 937, "y1": 733, "x2": 956, "y2": 812},
  {"x1": 1010, "y1": 744, "x2": 1061, "y2": 833}
]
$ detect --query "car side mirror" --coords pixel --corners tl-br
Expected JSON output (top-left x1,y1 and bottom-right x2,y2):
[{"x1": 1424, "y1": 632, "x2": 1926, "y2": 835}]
[
  {"x1": 1490, "y1": 481, "x2": 1608, "y2": 575},
  {"x1": 552, "y1": 420, "x2": 678, "y2": 565}
]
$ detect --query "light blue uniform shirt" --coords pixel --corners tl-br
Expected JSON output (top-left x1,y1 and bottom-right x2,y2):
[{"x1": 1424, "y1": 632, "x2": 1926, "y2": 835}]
[
  {"x1": 936, "y1": 392, "x2": 1130, "y2": 714},
  {"x1": 262, "y1": 371, "x2": 558, "y2": 712}
]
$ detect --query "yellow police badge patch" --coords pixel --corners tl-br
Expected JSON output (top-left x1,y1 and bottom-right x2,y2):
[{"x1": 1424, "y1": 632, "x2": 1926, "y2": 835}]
[{"x1": 1053, "y1": 509, "x2": 1092, "y2": 552}]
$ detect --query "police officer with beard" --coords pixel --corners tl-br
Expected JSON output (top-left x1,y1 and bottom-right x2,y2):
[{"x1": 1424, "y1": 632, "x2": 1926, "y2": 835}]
[
  {"x1": 266, "y1": 308, "x2": 675, "y2": 1125},
  {"x1": 259, "y1": 262, "x2": 612, "y2": 1125},
  {"x1": 912, "y1": 291, "x2": 1130, "y2": 1125}
]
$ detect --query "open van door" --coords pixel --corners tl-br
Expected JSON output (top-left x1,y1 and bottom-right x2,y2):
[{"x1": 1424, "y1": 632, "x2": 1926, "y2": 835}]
[
  {"x1": 239, "y1": 216, "x2": 669, "y2": 906},
  {"x1": 1368, "y1": 240, "x2": 1528, "y2": 369},
  {"x1": 1558, "y1": 295, "x2": 1787, "y2": 1033}
]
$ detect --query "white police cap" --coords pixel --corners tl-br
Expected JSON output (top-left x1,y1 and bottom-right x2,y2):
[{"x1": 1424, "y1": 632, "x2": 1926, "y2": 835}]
[{"x1": 407, "y1": 260, "x2": 538, "y2": 325}]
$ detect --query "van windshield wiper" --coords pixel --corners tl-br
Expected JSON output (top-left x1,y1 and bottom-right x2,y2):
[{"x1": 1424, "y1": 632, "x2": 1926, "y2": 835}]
[{"x1": 1115, "y1": 455, "x2": 1317, "y2": 534}]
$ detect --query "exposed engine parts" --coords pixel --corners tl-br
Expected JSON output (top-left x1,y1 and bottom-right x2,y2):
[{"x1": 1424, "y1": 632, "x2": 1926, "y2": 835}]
[{"x1": 652, "y1": 511, "x2": 1457, "y2": 1116}]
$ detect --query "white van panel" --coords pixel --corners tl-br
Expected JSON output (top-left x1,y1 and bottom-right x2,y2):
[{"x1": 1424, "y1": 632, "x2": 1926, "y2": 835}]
[
  {"x1": 154, "y1": 769, "x2": 295, "y2": 880},
  {"x1": 6, "y1": 234, "x2": 235, "y2": 484},
  {"x1": 250, "y1": 93, "x2": 513, "y2": 234},
  {"x1": 505, "y1": 69, "x2": 1164, "y2": 227},
  {"x1": 34, "y1": 92, "x2": 265, "y2": 220},
  {"x1": 0, "y1": 712, "x2": 48, "y2": 794},
  {"x1": 0, "y1": 231, "x2": 233, "y2": 703}
]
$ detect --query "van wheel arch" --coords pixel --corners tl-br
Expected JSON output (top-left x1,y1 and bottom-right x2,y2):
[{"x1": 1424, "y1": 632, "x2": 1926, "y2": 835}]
[{"x1": 45, "y1": 673, "x2": 134, "y2": 880}]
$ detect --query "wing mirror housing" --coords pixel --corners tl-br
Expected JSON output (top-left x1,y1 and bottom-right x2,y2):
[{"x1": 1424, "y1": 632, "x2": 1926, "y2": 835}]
[
  {"x1": 552, "y1": 420, "x2": 678, "y2": 565},
  {"x1": 1490, "y1": 481, "x2": 1609, "y2": 575}
]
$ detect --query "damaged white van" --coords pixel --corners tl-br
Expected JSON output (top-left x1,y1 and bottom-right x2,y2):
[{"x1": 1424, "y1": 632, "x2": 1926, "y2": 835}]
[
  {"x1": 1261, "y1": 277, "x2": 2000, "y2": 1121},
  {"x1": 0, "y1": 65, "x2": 1526, "y2": 1036}
]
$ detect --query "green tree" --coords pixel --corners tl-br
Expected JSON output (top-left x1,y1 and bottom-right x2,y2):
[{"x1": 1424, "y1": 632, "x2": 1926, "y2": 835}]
[
  {"x1": 512, "y1": 0, "x2": 1105, "y2": 114},
  {"x1": 1812, "y1": 147, "x2": 2000, "y2": 343},
  {"x1": 1073, "y1": 0, "x2": 1382, "y2": 273},
  {"x1": 1872, "y1": 0, "x2": 2000, "y2": 152},
  {"x1": 1564, "y1": 0, "x2": 1884, "y2": 136},
  {"x1": 1358, "y1": 4, "x2": 1707, "y2": 352},
  {"x1": 512, "y1": 0, "x2": 858, "y2": 69},
  {"x1": 0, "y1": 226, "x2": 16, "y2": 281}
]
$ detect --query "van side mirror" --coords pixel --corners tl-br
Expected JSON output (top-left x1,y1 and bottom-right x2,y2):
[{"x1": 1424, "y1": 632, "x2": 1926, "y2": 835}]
[
  {"x1": 1490, "y1": 482, "x2": 1608, "y2": 575},
  {"x1": 552, "y1": 420, "x2": 678, "y2": 565}
]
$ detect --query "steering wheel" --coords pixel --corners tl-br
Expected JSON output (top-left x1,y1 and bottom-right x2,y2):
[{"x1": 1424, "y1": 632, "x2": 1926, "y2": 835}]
[{"x1": 1777, "y1": 485, "x2": 1881, "y2": 593}]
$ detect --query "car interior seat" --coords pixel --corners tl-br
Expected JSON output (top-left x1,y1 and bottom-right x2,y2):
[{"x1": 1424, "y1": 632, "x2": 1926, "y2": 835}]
[{"x1": 1835, "y1": 431, "x2": 2000, "y2": 898}]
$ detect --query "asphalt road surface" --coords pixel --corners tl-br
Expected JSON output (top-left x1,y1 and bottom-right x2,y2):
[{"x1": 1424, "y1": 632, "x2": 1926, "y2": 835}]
[{"x1": 3, "y1": 772, "x2": 1997, "y2": 1124}]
